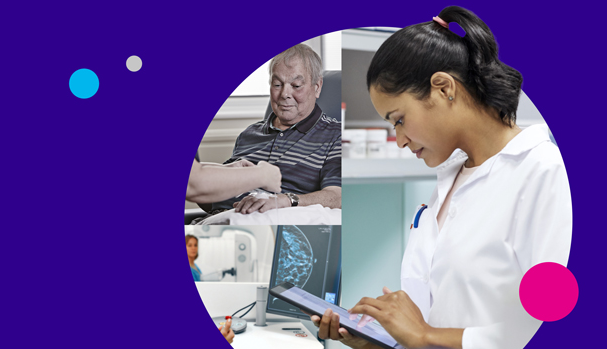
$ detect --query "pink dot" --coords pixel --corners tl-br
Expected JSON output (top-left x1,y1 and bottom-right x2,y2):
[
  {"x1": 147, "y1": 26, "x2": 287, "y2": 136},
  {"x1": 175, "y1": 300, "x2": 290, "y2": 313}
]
[{"x1": 519, "y1": 262, "x2": 578, "y2": 321}]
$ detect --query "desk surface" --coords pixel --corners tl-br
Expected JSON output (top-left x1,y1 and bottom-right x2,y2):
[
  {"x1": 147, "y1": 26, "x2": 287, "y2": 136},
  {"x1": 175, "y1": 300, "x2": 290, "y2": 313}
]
[{"x1": 231, "y1": 321, "x2": 323, "y2": 349}]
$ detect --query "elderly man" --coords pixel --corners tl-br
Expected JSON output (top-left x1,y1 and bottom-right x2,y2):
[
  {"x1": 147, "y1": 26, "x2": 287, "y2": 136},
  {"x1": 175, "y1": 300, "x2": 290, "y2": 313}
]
[{"x1": 209, "y1": 43, "x2": 341, "y2": 215}]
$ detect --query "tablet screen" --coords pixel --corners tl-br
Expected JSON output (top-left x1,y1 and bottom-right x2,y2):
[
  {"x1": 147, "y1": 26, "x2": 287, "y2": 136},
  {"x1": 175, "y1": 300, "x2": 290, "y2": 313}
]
[{"x1": 275, "y1": 284, "x2": 399, "y2": 349}]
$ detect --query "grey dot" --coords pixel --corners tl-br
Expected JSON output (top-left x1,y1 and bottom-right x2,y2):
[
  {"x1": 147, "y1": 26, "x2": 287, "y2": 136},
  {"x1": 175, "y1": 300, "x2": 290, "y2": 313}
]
[{"x1": 126, "y1": 55, "x2": 142, "y2": 72}]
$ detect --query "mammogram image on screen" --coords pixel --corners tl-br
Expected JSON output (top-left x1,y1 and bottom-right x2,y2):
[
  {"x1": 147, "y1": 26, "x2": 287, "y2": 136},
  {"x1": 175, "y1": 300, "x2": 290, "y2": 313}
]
[
  {"x1": 269, "y1": 226, "x2": 333, "y2": 315},
  {"x1": 276, "y1": 226, "x2": 314, "y2": 288}
]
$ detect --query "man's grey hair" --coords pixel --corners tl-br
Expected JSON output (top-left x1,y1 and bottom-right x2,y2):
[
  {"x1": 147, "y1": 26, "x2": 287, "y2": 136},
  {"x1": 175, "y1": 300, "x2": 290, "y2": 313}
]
[{"x1": 268, "y1": 44, "x2": 323, "y2": 85}]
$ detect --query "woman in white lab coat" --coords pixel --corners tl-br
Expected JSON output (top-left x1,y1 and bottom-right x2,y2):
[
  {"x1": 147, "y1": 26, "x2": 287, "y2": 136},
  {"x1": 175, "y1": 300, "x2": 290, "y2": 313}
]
[{"x1": 311, "y1": 6, "x2": 571, "y2": 349}]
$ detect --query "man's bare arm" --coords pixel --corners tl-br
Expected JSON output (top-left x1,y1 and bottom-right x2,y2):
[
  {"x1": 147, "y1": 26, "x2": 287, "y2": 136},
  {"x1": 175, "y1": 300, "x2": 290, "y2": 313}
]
[
  {"x1": 297, "y1": 186, "x2": 341, "y2": 209},
  {"x1": 234, "y1": 186, "x2": 341, "y2": 214}
]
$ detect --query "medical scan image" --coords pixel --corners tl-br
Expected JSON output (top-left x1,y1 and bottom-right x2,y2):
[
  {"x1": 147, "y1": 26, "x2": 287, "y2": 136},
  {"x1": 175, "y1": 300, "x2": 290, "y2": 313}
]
[
  {"x1": 268, "y1": 225, "x2": 339, "y2": 318},
  {"x1": 276, "y1": 226, "x2": 315, "y2": 288}
]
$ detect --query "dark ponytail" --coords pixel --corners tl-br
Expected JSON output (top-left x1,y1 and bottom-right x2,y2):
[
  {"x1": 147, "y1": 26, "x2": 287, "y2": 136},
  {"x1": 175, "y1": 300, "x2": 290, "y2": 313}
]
[{"x1": 367, "y1": 6, "x2": 522, "y2": 125}]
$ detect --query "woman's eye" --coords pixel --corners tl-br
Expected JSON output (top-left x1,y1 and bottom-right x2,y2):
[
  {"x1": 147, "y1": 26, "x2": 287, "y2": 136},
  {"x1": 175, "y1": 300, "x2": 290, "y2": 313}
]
[
  {"x1": 293, "y1": 85, "x2": 301, "y2": 88},
  {"x1": 393, "y1": 118, "x2": 403, "y2": 129}
]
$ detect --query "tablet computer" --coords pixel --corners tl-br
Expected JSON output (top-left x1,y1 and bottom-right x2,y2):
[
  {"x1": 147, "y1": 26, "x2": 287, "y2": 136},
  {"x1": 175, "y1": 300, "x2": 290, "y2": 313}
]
[{"x1": 269, "y1": 282, "x2": 401, "y2": 349}]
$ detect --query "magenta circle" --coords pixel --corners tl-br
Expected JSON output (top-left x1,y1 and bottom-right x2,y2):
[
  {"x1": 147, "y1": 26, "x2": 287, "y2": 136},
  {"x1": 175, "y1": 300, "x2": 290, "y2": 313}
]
[{"x1": 519, "y1": 262, "x2": 578, "y2": 321}]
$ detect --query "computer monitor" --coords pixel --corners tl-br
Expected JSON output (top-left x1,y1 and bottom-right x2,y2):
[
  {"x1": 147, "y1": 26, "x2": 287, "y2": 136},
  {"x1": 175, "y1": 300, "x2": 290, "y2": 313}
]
[{"x1": 266, "y1": 225, "x2": 341, "y2": 319}]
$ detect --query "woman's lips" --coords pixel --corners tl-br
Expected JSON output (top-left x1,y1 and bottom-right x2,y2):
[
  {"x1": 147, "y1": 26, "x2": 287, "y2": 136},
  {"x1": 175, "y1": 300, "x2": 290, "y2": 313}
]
[{"x1": 411, "y1": 147, "x2": 424, "y2": 159}]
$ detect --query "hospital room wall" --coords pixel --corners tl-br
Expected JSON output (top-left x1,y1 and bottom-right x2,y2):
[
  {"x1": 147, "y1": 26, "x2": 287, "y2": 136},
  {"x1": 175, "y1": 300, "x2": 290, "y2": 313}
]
[{"x1": 341, "y1": 180, "x2": 436, "y2": 309}]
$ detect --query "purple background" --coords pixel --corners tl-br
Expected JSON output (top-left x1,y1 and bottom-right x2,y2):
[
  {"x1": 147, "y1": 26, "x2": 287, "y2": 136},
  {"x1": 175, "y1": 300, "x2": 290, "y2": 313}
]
[{"x1": 2, "y1": 1, "x2": 602, "y2": 348}]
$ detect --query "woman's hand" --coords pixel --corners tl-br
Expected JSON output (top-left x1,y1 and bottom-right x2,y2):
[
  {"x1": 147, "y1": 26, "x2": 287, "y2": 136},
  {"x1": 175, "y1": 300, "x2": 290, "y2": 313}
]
[
  {"x1": 305, "y1": 309, "x2": 376, "y2": 349},
  {"x1": 256, "y1": 161, "x2": 282, "y2": 194},
  {"x1": 224, "y1": 159, "x2": 255, "y2": 168},
  {"x1": 218, "y1": 318, "x2": 235, "y2": 344},
  {"x1": 348, "y1": 287, "x2": 431, "y2": 349}
]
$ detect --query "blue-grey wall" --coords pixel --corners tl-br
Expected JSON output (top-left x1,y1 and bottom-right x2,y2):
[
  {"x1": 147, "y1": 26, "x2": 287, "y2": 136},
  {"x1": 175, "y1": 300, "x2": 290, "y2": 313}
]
[{"x1": 341, "y1": 180, "x2": 436, "y2": 309}]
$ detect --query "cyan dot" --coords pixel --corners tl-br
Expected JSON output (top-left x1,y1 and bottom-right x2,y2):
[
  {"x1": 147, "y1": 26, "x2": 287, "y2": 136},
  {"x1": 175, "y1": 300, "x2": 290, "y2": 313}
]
[{"x1": 69, "y1": 69, "x2": 99, "y2": 99}]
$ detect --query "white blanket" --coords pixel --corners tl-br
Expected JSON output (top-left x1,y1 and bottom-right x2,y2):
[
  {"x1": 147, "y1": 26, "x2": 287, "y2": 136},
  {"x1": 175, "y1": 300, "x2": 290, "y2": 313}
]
[{"x1": 202, "y1": 204, "x2": 341, "y2": 225}]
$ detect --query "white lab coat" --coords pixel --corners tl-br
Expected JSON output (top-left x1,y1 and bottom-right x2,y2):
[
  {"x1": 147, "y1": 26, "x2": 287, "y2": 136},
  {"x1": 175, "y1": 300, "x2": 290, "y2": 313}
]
[{"x1": 400, "y1": 124, "x2": 572, "y2": 349}]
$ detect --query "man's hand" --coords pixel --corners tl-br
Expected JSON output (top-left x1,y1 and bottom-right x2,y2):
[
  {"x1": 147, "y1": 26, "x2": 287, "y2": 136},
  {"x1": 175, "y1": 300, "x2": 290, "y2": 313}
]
[{"x1": 233, "y1": 193, "x2": 290, "y2": 214}]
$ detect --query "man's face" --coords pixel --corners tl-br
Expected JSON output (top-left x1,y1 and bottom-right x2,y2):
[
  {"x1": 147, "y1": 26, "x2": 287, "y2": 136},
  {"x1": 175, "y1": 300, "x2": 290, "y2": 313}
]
[{"x1": 270, "y1": 57, "x2": 322, "y2": 127}]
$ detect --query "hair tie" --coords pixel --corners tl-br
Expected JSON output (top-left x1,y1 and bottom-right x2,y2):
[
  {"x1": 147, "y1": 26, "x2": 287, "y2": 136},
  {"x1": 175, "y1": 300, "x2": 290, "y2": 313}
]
[{"x1": 432, "y1": 16, "x2": 449, "y2": 29}]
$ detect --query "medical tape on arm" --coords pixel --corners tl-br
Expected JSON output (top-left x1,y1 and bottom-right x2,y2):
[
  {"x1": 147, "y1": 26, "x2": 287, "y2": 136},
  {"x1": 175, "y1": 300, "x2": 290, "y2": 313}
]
[{"x1": 246, "y1": 189, "x2": 280, "y2": 224}]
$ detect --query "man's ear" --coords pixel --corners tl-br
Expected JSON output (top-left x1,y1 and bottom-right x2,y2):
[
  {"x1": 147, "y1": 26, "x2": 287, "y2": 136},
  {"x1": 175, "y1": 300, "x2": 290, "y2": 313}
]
[
  {"x1": 314, "y1": 77, "x2": 323, "y2": 98},
  {"x1": 430, "y1": 72, "x2": 457, "y2": 101}
]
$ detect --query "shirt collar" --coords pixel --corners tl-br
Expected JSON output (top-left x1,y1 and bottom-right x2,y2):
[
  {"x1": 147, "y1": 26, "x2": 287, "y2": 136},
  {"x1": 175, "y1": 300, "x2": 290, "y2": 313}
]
[{"x1": 265, "y1": 103, "x2": 321, "y2": 134}]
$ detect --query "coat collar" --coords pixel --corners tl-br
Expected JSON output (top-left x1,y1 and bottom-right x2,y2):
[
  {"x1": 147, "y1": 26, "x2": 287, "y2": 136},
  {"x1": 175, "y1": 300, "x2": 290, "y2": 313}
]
[
  {"x1": 499, "y1": 124, "x2": 552, "y2": 156},
  {"x1": 433, "y1": 124, "x2": 552, "y2": 214}
]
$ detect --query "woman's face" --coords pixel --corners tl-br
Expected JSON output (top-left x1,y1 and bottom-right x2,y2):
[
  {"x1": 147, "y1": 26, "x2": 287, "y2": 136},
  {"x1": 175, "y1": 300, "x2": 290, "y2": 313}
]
[
  {"x1": 186, "y1": 238, "x2": 198, "y2": 260},
  {"x1": 369, "y1": 86, "x2": 458, "y2": 168}
]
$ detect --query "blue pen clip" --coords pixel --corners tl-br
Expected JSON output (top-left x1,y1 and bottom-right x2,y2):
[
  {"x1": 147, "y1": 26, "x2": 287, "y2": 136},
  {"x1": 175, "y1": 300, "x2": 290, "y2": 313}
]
[{"x1": 411, "y1": 204, "x2": 428, "y2": 229}]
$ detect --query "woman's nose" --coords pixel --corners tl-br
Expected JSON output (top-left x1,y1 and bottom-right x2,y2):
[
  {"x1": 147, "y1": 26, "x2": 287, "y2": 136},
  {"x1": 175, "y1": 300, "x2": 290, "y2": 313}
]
[{"x1": 396, "y1": 131, "x2": 410, "y2": 149}]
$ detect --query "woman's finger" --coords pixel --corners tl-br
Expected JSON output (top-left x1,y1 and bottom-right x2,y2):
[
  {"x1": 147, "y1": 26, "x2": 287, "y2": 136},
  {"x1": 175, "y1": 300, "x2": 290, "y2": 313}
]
[
  {"x1": 300, "y1": 309, "x2": 321, "y2": 326},
  {"x1": 383, "y1": 286, "x2": 393, "y2": 295},
  {"x1": 225, "y1": 330, "x2": 235, "y2": 344},
  {"x1": 349, "y1": 296, "x2": 383, "y2": 320},
  {"x1": 317, "y1": 309, "x2": 332, "y2": 339},
  {"x1": 349, "y1": 302, "x2": 383, "y2": 322},
  {"x1": 338, "y1": 327, "x2": 352, "y2": 339},
  {"x1": 329, "y1": 312, "x2": 342, "y2": 340},
  {"x1": 357, "y1": 314, "x2": 376, "y2": 328},
  {"x1": 351, "y1": 296, "x2": 385, "y2": 311},
  {"x1": 310, "y1": 315, "x2": 321, "y2": 327},
  {"x1": 224, "y1": 318, "x2": 232, "y2": 331}
]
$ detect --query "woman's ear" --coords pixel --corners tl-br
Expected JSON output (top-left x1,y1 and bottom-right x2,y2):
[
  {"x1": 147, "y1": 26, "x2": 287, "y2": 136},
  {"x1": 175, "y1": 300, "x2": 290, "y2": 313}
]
[{"x1": 430, "y1": 72, "x2": 457, "y2": 101}]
